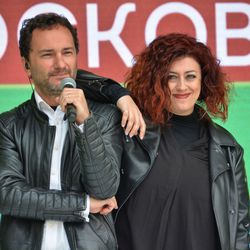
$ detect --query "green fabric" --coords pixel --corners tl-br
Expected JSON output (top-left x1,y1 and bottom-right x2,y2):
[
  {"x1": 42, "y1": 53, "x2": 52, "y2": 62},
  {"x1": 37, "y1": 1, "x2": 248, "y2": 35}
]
[{"x1": 0, "y1": 83, "x2": 250, "y2": 191}]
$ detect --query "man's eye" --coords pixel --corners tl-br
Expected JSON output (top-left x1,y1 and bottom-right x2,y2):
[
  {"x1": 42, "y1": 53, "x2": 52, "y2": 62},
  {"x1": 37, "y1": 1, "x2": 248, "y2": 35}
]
[
  {"x1": 64, "y1": 51, "x2": 73, "y2": 56},
  {"x1": 41, "y1": 53, "x2": 52, "y2": 57}
]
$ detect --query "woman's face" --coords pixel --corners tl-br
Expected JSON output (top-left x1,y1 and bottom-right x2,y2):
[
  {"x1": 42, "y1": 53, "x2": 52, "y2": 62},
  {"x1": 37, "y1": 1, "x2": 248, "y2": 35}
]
[{"x1": 168, "y1": 56, "x2": 201, "y2": 116}]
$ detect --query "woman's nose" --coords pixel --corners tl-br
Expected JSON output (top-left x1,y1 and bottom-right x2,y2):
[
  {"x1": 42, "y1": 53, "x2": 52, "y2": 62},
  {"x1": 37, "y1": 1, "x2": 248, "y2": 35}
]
[{"x1": 176, "y1": 77, "x2": 187, "y2": 90}]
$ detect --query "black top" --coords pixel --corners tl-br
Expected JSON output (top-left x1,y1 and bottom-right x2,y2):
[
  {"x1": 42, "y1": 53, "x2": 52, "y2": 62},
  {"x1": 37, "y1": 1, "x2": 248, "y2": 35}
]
[{"x1": 116, "y1": 110, "x2": 221, "y2": 250}]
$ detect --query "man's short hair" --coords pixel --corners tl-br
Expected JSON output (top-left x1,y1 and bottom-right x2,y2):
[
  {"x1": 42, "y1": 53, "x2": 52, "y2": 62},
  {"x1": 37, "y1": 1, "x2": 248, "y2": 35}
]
[{"x1": 19, "y1": 13, "x2": 79, "y2": 61}]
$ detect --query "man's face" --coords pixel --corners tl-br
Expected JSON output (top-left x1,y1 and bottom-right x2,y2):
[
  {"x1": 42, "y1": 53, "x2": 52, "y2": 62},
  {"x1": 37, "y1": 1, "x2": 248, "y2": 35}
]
[{"x1": 28, "y1": 25, "x2": 77, "y2": 104}]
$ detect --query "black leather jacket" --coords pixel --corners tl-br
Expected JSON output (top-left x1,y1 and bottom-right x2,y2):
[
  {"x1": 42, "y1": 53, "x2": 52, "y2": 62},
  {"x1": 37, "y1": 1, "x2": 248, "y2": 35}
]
[
  {"x1": 74, "y1": 70, "x2": 249, "y2": 250},
  {"x1": 0, "y1": 91, "x2": 123, "y2": 249},
  {"x1": 115, "y1": 120, "x2": 249, "y2": 250}
]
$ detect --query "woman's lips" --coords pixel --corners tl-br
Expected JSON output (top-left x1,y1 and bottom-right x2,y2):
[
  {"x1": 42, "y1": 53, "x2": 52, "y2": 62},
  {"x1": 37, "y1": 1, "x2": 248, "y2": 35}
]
[{"x1": 173, "y1": 93, "x2": 191, "y2": 99}]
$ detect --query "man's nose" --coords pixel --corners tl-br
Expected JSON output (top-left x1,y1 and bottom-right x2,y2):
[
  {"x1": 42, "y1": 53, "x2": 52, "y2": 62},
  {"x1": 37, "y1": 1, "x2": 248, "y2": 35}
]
[{"x1": 54, "y1": 54, "x2": 66, "y2": 68}]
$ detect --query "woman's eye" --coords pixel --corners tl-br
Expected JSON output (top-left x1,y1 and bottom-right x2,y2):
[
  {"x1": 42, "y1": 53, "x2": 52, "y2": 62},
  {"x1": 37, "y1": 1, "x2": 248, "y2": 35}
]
[
  {"x1": 186, "y1": 74, "x2": 196, "y2": 80},
  {"x1": 168, "y1": 75, "x2": 177, "y2": 80}
]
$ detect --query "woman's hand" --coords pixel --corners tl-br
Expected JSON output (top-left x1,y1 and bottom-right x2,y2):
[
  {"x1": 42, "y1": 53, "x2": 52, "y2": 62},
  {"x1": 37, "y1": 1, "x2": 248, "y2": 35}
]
[{"x1": 116, "y1": 95, "x2": 146, "y2": 139}]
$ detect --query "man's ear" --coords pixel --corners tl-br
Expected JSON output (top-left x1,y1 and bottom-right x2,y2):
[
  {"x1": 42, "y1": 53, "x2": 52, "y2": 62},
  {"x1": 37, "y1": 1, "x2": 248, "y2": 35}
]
[
  {"x1": 21, "y1": 57, "x2": 32, "y2": 79},
  {"x1": 25, "y1": 61, "x2": 30, "y2": 70}
]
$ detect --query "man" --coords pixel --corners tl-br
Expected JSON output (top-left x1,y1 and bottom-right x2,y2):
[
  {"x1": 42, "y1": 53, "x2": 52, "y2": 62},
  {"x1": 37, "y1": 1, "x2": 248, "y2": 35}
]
[{"x1": 0, "y1": 13, "x2": 131, "y2": 250}]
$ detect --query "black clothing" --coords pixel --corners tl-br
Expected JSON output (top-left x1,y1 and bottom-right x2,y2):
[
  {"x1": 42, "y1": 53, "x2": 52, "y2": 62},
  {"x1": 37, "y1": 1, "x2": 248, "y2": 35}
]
[
  {"x1": 170, "y1": 112, "x2": 201, "y2": 144},
  {"x1": 76, "y1": 69, "x2": 130, "y2": 104},
  {"x1": 0, "y1": 92, "x2": 123, "y2": 249},
  {"x1": 75, "y1": 69, "x2": 249, "y2": 250},
  {"x1": 115, "y1": 115, "x2": 249, "y2": 250},
  {"x1": 116, "y1": 112, "x2": 220, "y2": 250}
]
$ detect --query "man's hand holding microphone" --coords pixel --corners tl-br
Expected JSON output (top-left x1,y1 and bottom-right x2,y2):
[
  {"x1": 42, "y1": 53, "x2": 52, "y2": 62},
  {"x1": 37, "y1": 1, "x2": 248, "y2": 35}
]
[{"x1": 58, "y1": 77, "x2": 90, "y2": 125}]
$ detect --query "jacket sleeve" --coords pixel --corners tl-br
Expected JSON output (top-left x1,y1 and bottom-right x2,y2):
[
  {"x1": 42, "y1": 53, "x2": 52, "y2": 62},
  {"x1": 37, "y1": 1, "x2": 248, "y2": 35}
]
[
  {"x1": 76, "y1": 69, "x2": 130, "y2": 104},
  {"x1": 0, "y1": 118, "x2": 87, "y2": 222},
  {"x1": 229, "y1": 145, "x2": 250, "y2": 250},
  {"x1": 73, "y1": 104, "x2": 123, "y2": 199}
]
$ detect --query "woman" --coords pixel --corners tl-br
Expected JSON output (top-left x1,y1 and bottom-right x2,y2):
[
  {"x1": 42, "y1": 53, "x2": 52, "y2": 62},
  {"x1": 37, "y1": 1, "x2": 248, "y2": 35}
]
[
  {"x1": 76, "y1": 33, "x2": 249, "y2": 250},
  {"x1": 115, "y1": 33, "x2": 249, "y2": 250}
]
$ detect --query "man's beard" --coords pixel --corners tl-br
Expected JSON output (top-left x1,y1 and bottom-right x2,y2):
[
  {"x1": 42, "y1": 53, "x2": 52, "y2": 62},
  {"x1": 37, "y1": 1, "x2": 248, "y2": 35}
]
[
  {"x1": 46, "y1": 83, "x2": 62, "y2": 96},
  {"x1": 35, "y1": 68, "x2": 75, "y2": 97},
  {"x1": 46, "y1": 69, "x2": 73, "y2": 96},
  {"x1": 36, "y1": 79, "x2": 62, "y2": 97}
]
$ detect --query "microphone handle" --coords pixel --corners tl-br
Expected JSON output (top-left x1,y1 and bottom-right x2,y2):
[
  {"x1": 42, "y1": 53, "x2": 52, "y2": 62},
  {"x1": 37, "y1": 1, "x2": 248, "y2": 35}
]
[{"x1": 66, "y1": 104, "x2": 76, "y2": 123}]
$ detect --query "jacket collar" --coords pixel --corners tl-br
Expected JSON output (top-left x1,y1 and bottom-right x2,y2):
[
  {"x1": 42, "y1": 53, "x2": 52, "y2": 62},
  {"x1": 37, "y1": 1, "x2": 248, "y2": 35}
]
[
  {"x1": 140, "y1": 118, "x2": 235, "y2": 181},
  {"x1": 30, "y1": 93, "x2": 50, "y2": 123},
  {"x1": 208, "y1": 122, "x2": 234, "y2": 181},
  {"x1": 139, "y1": 115, "x2": 236, "y2": 149},
  {"x1": 209, "y1": 122, "x2": 237, "y2": 147}
]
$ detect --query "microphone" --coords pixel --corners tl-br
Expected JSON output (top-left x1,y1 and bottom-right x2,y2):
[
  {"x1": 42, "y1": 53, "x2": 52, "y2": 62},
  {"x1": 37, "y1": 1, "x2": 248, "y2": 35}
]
[{"x1": 60, "y1": 78, "x2": 77, "y2": 123}]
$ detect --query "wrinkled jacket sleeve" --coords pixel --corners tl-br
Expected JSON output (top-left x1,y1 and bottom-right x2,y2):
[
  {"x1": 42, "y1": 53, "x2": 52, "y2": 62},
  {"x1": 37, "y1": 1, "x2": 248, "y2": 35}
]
[
  {"x1": 73, "y1": 104, "x2": 123, "y2": 199},
  {"x1": 230, "y1": 145, "x2": 250, "y2": 250},
  {"x1": 76, "y1": 69, "x2": 130, "y2": 104},
  {"x1": 0, "y1": 116, "x2": 86, "y2": 222}
]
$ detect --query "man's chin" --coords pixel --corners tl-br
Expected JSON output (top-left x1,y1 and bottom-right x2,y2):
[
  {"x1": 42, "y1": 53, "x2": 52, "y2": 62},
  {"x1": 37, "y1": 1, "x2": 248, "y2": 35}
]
[{"x1": 47, "y1": 83, "x2": 62, "y2": 96}]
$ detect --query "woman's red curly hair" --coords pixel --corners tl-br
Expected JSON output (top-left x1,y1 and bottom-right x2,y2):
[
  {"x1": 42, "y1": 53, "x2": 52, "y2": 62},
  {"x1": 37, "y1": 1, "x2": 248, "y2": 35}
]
[{"x1": 125, "y1": 33, "x2": 231, "y2": 125}]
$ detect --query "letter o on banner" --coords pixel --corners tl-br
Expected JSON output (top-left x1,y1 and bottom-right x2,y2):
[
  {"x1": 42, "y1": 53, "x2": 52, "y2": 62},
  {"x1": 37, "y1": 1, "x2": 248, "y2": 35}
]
[
  {"x1": 145, "y1": 2, "x2": 207, "y2": 45},
  {"x1": 17, "y1": 3, "x2": 77, "y2": 44},
  {"x1": 0, "y1": 15, "x2": 8, "y2": 59}
]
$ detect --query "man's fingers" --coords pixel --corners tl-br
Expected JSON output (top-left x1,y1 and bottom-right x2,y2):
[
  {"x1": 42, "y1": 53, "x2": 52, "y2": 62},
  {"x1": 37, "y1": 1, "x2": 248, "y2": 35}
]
[
  {"x1": 99, "y1": 197, "x2": 118, "y2": 215},
  {"x1": 100, "y1": 206, "x2": 112, "y2": 215}
]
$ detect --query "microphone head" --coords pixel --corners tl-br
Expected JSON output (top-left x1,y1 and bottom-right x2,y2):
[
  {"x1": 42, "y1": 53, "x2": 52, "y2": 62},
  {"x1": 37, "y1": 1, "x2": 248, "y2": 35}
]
[{"x1": 60, "y1": 77, "x2": 76, "y2": 89}]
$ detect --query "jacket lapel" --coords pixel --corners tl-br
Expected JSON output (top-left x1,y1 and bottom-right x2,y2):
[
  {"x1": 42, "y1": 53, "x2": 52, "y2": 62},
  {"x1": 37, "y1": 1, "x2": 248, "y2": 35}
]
[{"x1": 209, "y1": 122, "x2": 235, "y2": 181}]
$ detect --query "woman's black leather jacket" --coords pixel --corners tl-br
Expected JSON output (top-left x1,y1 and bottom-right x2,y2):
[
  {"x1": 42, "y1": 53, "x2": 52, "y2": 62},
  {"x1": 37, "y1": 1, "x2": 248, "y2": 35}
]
[
  {"x1": 75, "y1": 70, "x2": 249, "y2": 250},
  {"x1": 0, "y1": 91, "x2": 123, "y2": 249},
  {"x1": 115, "y1": 119, "x2": 249, "y2": 250}
]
